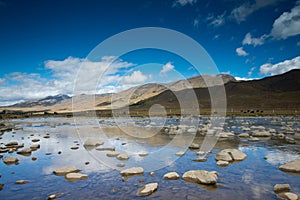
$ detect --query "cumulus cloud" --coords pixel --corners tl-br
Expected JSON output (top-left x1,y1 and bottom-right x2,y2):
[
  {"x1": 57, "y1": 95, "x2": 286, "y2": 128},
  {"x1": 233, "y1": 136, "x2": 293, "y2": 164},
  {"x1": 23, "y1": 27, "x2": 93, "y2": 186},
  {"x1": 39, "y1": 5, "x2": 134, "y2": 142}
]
[
  {"x1": 231, "y1": 0, "x2": 278, "y2": 23},
  {"x1": 259, "y1": 56, "x2": 300, "y2": 75},
  {"x1": 121, "y1": 71, "x2": 148, "y2": 84},
  {"x1": 159, "y1": 62, "x2": 175, "y2": 76},
  {"x1": 270, "y1": 3, "x2": 300, "y2": 39},
  {"x1": 173, "y1": 0, "x2": 197, "y2": 7},
  {"x1": 243, "y1": 33, "x2": 268, "y2": 46},
  {"x1": 236, "y1": 47, "x2": 248, "y2": 56},
  {"x1": 0, "y1": 56, "x2": 138, "y2": 106}
]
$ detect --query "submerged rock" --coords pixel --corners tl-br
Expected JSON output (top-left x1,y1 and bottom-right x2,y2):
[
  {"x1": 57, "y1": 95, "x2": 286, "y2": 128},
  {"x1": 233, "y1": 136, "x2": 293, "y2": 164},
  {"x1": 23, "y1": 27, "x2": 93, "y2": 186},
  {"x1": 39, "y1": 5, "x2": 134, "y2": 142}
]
[
  {"x1": 53, "y1": 166, "x2": 80, "y2": 176},
  {"x1": 137, "y1": 183, "x2": 158, "y2": 196},
  {"x1": 279, "y1": 159, "x2": 300, "y2": 173},
  {"x1": 182, "y1": 170, "x2": 218, "y2": 185},
  {"x1": 163, "y1": 172, "x2": 180, "y2": 180},
  {"x1": 120, "y1": 167, "x2": 144, "y2": 176}
]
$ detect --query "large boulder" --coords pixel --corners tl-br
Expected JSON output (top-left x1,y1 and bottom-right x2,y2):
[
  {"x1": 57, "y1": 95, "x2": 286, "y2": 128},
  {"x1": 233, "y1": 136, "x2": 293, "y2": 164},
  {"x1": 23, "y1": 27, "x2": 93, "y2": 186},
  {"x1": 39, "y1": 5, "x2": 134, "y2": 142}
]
[
  {"x1": 120, "y1": 167, "x2": 144, "y2": 176},
  {"x1": 53, "y1": 166, "x2": 80, "y2": 176},
  {"x1": 137, "y1": 183, "x2": 158, "y2": 196},
  {"x1": 279, "y1": 159, "x2": 300, "y2": 173},
  {"x1": 17, "y1": 148, "x2": 32, "y2": 155},
  {"x1": 182, "y1": 170, "x2": 218, "y2": 185}
]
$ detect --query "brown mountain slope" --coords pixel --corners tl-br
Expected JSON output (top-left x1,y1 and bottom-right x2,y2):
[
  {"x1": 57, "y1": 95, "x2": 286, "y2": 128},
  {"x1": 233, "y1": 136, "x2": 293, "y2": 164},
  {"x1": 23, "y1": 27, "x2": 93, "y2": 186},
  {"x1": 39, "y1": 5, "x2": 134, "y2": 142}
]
[{"x1": 129, "y1": 69, "x2": 300, "y2": 114}]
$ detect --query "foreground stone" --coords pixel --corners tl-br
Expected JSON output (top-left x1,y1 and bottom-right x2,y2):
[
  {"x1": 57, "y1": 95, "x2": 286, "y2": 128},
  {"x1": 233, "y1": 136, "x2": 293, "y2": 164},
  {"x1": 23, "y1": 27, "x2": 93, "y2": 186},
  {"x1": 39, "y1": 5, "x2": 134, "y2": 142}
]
[
  {"x1": 53, "y1": 166, "x2": 80, "y2": 176},
  {"x1": 83, "y1": 139, "x2": 104, "y2": 147},
  {"x1": 65, "y1": 173, "x2": 88, "y2": 182},
  {"x1": 182, "y1": 170, "x2": 218, "y2": 185},
  {"x1": 30, "y1": 144, "x2": 40, "y2": 150},
  {"x1": 120, "y1": 167, "x2": 144, "y2": 176},
  {"x1": 5, "y1": 141, "x2": 18, "y2": 147},
  {"x1": 274, "y1": 184, "x2": 290, "y2": 193},
  {"x1": 47, "y1": 193, "x2": 61, "y2": 200},
  {"x1": 95, "y1": 146, "x2": 115, "y2": 151},
  {"x1": 163, "y1": 172, "x2": 180, "y2": 180},
  {"x1": 280, "y1": 192, "x2": 299, "y2": 200},
  {"x1": 215, "y1": 149, "x2": 247, "y2": 162},
  {"x1": 3, "y1": 157, "x2": 19, "y2": 165},
  {"x1": 137, "y1": 183, "x2": 158, "y2": 196},
  {"x1": 279, "y1": 159, "x2": 300, "y2": 173}
]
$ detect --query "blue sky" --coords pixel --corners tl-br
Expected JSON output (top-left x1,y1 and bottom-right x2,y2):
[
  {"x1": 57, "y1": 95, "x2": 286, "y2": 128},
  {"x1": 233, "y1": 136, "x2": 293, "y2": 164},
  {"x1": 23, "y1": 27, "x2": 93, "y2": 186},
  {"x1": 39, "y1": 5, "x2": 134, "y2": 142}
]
[{"x1": 0, "y1": 0, "x2": 299, "y2": 105}]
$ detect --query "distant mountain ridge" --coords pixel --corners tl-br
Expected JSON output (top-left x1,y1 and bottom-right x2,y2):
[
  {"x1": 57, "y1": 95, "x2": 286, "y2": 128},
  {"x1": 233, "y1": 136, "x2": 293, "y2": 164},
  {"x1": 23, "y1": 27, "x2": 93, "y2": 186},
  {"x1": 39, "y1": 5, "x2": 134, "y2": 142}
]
[
  {"x1": 9, "y1": 94, "x2": 71, "y2": 108},
  {"x1": 1, "y1": 70, "x2": 300, "y2": 113}
]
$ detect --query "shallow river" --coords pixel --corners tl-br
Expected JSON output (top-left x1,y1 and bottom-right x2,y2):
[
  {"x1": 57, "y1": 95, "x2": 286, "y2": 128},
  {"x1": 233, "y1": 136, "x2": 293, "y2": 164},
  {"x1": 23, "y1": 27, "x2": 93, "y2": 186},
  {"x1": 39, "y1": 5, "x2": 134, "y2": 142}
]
[{"x1": 0, "y1": 117, "x2": 299, "y2": 200}]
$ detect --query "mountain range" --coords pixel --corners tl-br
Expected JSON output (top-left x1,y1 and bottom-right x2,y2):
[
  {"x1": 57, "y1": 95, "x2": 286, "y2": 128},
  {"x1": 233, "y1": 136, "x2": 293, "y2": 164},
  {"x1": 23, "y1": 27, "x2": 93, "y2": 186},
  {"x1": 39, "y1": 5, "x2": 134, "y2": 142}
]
[{"x1": 1, "y1": 69, "x2": 299, "y2": 115}]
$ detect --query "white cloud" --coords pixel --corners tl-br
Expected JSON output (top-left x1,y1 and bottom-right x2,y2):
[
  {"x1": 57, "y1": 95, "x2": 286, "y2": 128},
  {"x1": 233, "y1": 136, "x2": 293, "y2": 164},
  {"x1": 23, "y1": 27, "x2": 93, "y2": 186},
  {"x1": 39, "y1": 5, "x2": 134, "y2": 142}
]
[
  {"x1": 0, "y1": 78, "x2": 6, "y2": 85},
  {"x1": 207, "y1": 12, "x2": 226, "y2": 27},
  {"x1": 231, "y1": 0, "x2": 278, "y2": 23},
  {"x1": 0, "y1": 56, "x2": 136, "y2": 106},
  {"x1": 234, "y1": 77, "x2": 258, "y2": 81},
  {"x1": 173, "y1": 0, "x2": 197, "y2": 7},
  {"x1": 248, "y1": 67, "x2": 256, "y2": 76},
  {"x1": 159, "y1": 62, "x2": 175, "y2": 76},
  {"x1": 236, "y1": 47, "x2": 248, "y2": 56},
  {"x1": 242, "y1": 33, "x2": 268, "y2": 46},
  {"x1": 121, "y1": 71, "x2": 148, "y2": 84},
  {"x1": 259, "y1": 56, "x2": 300, "y2": 75},
  {"x1": 270, "y1": 3, "x2": 300, "y2": 39}
]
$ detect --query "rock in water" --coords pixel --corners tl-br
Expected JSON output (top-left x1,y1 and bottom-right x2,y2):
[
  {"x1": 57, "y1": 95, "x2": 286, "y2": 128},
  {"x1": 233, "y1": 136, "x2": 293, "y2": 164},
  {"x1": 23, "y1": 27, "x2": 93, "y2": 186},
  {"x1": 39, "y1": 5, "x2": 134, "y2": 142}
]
[
  {"x1": 53, "y1": 166, "x2": 80, "y2": 176},
  {"x1": 217, "y1": 160, "x2": 229, "y2": 167},
  {"x1": 3, "y1": 157, "x2": 19, "y2": 165},
  {"x1": 182, "y1": 170, "x2": 218, "y2": 185},
  {"x1": 17, "y1": 148, "x2": 32, "y2": 155},
  {"x1": 274, "y1": 184, "x2": 290, "y2": 193},
  {"x1": 15, "y1": 180, "x2": 28, "y2": 184},
  {"x1": 163, "y1": 172, "x2": 180, "y2": 180},
  {"x1": 215, "y1": 149, "x2": 247, "y2": 162},
  {"x1": 83, "y1": 139, "x2": 104, "y2": 147},
  {"x1": 137, "y1": 183, "x2": 158, "y2": 196},
  {"x1": 65, "y1": 173, "x2": 88, "y2": 182},
  {"x1": 120, "y1": 167, "x2": 144, "y2": 176},
  {"x1": 279, "y1": 159, "x2": 300, "y2": 173},
  {"x1": 117, "y1": 153, "x2": 129, "y2": 160},
  {"x1": 280, "y1": 192, "x2": 299, "y2": 200},
  {"x1": 106, "y1": 151, "x2": 120, "y2": 157},
  {"x1": 176, "y1": 151, "x2": 185, "y2": 156}
]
